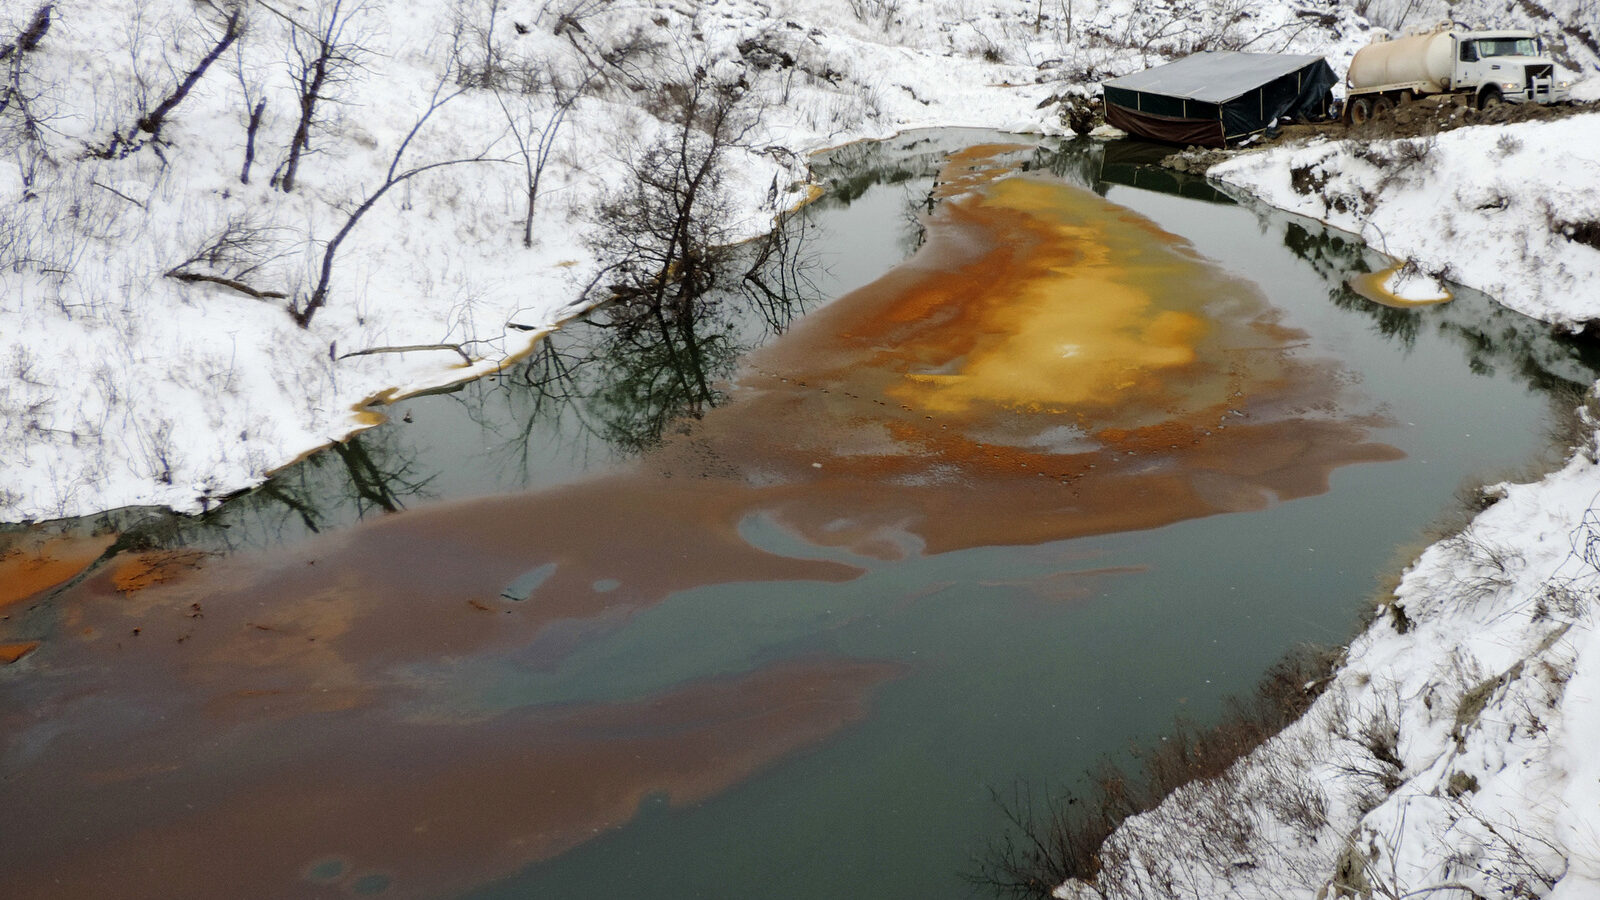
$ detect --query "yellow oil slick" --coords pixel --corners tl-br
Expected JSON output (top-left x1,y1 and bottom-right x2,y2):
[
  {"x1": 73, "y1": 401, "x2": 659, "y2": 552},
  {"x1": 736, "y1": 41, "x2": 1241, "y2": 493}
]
[
  {"x1": 1350, "y1": 264, "x2": 1453, "y2": 308},
  {"x1": 831, "y1": 172, "x2": 1290, "y2": 441},
  {"x1": 892, "y1": 178, "x2": 1213, "y2": 418}
]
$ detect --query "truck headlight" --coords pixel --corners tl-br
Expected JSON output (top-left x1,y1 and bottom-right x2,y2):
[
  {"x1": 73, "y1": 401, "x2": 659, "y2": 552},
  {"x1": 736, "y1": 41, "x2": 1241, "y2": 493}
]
[{"x1": 1502, "y1": 81, "x2": 1520, "y2": 91}]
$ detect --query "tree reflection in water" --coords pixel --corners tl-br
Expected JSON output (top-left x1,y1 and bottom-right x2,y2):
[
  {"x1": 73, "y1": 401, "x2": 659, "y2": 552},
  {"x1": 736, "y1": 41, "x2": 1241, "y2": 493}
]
[
  {"x1": 16, "y1": 131, "x2": 1600, "y2": 560},
  {"x1": 1, "y1": 201, "x2": 821, "y2": 563},
  {"x1": 496, "y1": 205, "x2": 822, "y2": 461}
]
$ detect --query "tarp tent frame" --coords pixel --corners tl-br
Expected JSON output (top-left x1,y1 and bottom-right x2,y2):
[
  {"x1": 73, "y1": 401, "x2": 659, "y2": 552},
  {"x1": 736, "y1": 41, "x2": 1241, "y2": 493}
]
[{"x1": 1101, "y1": 51, "x2": 1337, "y2": 147}]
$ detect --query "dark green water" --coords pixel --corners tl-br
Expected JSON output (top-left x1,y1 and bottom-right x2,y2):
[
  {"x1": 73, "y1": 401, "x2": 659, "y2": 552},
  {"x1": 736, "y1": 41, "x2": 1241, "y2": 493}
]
[{"x1": 9, "y1": 130, "x2": 1599, "y2": 899}]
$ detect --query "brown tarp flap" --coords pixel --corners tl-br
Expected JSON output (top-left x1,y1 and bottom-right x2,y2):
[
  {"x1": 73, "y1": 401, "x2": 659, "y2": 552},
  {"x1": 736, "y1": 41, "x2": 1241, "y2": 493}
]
[{"x1": 1104, "y1": 103, "x2": 1225, "y2": 148}]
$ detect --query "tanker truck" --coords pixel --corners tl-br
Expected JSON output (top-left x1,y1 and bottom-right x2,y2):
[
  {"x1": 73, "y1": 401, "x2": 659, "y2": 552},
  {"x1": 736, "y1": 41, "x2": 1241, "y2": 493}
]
[{"x1": 1345, "y1": 22, "x2": 1571, "y2": 124}]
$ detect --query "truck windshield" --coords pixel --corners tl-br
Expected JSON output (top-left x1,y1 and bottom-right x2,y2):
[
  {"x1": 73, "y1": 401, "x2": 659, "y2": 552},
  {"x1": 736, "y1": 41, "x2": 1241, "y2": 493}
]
[{"x1": 1476, "y1": 38, "x2": 1539, "y2": 57}]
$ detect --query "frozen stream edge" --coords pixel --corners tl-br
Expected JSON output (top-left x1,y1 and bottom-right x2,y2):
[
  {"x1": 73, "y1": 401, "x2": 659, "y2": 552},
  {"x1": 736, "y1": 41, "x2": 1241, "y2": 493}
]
[{"x1": 1056, "y1": 119, "x2": 1600, "y2": 899}]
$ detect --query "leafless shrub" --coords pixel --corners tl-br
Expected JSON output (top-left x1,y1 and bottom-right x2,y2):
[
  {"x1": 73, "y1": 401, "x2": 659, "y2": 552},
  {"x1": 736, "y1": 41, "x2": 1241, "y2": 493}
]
[
  {"x1": 2, "y1": 164, "x2": 129, "y2": 280},
  {"x1": 544, "y1": 0, "x2": 659, "y2": 94},
  {"x1": 446, "y1": 0, "x2": 520, "y2": 90},
  {"x1": 131, "y1": 414, "x2": 181, "y2": 486},
  {"x1": 0, "y1": 4, "x2": 54, "y2": 155},
  {"x1": 1351, "y1": 795, "x2": 1566, "y2": 900},
  {"x1": 165, "y1": 214, "x2": 293, "y2": 300},
  {"x1": 1531, "y1": 582, "x2": 1587, "y2": 622},
  {"x1": 1436, "y1": 526, "x2": 1522, "y2": 605},
  {"x1": 1323, "y1": 685, "x2": 1405, "y2": 808},
  {"x1": 844, "y1": 0, "x2": 902, "y2": 29},
  {"x1": 1351, "y1": 135, "x2": 1439, "y2": 197},
  {"x1": 1452, "y1": 801, "x2": 1566, "y2": 896}
]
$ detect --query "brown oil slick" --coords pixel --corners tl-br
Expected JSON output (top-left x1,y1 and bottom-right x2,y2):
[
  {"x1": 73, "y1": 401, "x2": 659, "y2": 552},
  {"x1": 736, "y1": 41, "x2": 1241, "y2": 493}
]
[
  {"x1": 110, "y1": 549, "x2": 210, "y2": 593},
  {"x1": 0, "y1": 532, "x2": 116, "y2": 610},
  {"x1": 0, "y1": 658, "x2": 901, "y2": 899},
  {"x1": 0, "y1": 148, "x2": 1402, "y2": 899}
]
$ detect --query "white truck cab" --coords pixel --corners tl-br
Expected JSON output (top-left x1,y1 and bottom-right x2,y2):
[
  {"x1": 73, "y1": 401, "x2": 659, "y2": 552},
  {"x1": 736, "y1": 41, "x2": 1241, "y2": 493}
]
[{"x1": 1451, "y1": 31, "x2": 1566, "y2": 105}]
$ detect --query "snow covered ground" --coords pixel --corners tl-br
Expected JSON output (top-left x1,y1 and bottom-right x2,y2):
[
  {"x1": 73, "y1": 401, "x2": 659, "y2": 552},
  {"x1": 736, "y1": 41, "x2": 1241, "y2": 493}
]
[{"x1": 7, "y1": 0, "x2": 1600, "y2": 896}]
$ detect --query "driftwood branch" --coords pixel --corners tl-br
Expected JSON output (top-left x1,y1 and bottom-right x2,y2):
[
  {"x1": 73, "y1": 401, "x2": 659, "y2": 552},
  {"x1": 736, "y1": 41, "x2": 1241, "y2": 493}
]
[
  {"x1": 164, "y1": 267, "x2": 288, "y2": 299},
  {"x1": 337, "y1": 343, "x2": 473, "y2": 364}
]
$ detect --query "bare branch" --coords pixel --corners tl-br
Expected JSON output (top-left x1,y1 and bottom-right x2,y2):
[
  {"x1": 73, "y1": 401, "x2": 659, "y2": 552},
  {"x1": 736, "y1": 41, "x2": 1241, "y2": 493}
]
[
  {"x1": 292, "y1": 77, "x2": 499, "y2": 327},
  {"x1": 337, "y1": 343, "x2": 473, "y2": 364},
  {"x1": 164, "y1": 269, "x2": 288, "y2": 300}
]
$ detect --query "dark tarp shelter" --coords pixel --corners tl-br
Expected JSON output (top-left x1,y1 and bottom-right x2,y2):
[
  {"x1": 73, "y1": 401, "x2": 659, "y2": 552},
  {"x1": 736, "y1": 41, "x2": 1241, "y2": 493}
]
[{"x1": 1102, "y1": 51, "x2": 1336, "y2": 148}]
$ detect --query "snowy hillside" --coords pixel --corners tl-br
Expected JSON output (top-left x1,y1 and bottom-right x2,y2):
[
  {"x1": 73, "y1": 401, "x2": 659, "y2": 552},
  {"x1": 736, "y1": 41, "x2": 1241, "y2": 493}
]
[{"x1": 1056, "y1": 452, "x2": 1600, "y2": 899}]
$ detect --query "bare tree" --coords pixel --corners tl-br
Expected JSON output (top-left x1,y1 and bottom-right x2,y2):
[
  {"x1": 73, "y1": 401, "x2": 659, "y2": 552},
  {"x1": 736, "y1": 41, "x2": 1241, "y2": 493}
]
[
  {"x1": 233, "y1": 42, "x2": 267, "y2": 184},
  {"x1": 165, "y1": 214, "x2": 291, "y2": 300},
  {"x1": 93, "y1": 3, "x2": 246, "y2": 158},
  {"x1": 496, "y1": 70, "x2": 594, "y2": 248},
  {"x1": 448, "y1": 0, "x2": 644, "y2": 248},
  {"x1": 291, "y1": 76, "x2": 494, "y2": 327},
  {"x1": 135, "y1": 3, "x2": 245, "y2": 141},
  {"x1": 267, "y1": 0, "x2": 372, "y2": 193}
]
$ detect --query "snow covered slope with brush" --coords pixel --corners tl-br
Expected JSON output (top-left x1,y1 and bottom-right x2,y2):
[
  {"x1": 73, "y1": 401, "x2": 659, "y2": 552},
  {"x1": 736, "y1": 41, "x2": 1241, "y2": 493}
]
[{"x1": 1059, "y1": 449, "x2": 1600, "y2": 899}]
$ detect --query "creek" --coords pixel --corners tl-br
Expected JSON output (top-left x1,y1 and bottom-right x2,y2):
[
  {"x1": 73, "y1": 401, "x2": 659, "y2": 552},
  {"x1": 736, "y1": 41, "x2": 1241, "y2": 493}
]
[{"x1": 2, "y1": 130, "x2": 1597, "y2": 899}]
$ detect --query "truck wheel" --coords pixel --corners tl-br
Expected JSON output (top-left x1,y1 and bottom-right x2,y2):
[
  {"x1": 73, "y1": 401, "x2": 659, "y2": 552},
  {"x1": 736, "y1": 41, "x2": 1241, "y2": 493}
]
[
  {"x1": 1373, "y1": 96, "x2": 1395, "y2": 119},
  {"x1": 1478, "y1": 87, "x2": 1502, "y2": 111},
  {"x1": 1349, "y1": 97, "x2": 1374, "y2": 126}
]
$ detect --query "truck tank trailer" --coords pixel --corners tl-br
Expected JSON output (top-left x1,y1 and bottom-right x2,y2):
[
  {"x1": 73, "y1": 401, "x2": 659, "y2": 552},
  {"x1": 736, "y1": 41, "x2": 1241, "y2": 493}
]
[{"x1": 1345, "y1": 23, "x2": 1571, "y2": 124}]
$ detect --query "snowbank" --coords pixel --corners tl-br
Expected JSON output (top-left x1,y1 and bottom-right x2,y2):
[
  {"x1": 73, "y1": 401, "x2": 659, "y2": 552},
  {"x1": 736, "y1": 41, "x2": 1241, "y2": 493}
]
[
  {"x1": 1210, "y1": 113, "x2": 1600, "y2": 331},
  {"x1": 1060, "y1": 446, "x2": 1600, "y2": 899}
]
